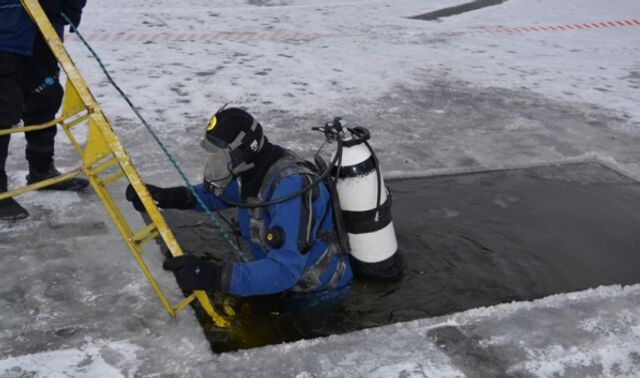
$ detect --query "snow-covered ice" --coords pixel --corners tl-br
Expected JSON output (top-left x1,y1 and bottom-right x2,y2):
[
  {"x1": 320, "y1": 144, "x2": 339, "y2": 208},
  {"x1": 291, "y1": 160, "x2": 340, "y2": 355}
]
[{"x1": 1, "y1": 0, "x2": 640, "y2": 376}]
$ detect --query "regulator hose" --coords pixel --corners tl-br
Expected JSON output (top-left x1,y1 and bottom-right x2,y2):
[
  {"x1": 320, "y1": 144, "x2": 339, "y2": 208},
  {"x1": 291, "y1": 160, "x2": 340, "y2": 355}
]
[{"x1": 218, "y1": 134, "x2": 344, "y2": 209}]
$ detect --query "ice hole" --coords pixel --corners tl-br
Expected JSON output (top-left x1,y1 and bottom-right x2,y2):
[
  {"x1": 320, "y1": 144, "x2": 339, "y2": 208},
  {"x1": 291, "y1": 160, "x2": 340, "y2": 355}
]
[{"x1": 156, "y1": 162, "x2": 640, "y2": 353}]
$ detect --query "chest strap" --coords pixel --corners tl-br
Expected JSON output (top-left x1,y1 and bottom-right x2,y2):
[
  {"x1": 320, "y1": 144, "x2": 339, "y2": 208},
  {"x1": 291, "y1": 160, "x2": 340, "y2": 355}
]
[{"x1": 292, "y1": 242, "x2": 346, "y2": 293}]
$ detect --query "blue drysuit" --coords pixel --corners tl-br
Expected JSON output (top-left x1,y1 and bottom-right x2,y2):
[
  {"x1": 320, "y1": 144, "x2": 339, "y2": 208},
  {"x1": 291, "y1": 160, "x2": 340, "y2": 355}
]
[{"x1": 192, "y1": 173, "x2": 353, "y2": 297}]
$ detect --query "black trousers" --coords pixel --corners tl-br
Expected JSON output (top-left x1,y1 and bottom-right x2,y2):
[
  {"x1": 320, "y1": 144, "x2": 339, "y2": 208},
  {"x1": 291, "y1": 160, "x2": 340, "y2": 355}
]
[{"x1": 0, "y1": 33, "x2": 64, "y2": 183}]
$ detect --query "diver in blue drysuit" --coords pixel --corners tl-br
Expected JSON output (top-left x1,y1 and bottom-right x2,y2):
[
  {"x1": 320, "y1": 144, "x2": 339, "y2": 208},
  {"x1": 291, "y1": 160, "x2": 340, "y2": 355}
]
[{"x1": 126, "y1": 107, "x2": 353, "y2": 297}]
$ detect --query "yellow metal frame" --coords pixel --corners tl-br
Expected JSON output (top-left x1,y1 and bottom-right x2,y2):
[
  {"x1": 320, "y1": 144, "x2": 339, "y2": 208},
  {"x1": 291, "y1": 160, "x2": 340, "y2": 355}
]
[{"x1": 11, "y1": 0, "x2": 231, "y2": 328}]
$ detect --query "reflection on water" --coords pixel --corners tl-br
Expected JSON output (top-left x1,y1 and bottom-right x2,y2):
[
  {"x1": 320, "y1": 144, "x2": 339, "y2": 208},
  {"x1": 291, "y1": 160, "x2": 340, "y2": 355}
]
[{"x1": 161, "y1": 162, "x2": 640, "y2": 353}]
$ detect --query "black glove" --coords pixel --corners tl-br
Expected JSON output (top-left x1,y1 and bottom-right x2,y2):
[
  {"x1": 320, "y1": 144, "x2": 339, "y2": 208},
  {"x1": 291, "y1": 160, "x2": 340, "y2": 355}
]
[
  {"x1": 163, "y1": 255, "x2": 231, "y2": 292},
  {"x1": 125, "y1": 184, "x2": 195, "y2": 212},
  {"x1": 63, "y1": 12, "x2": 82, "y2": 31},
  {"x1": 62, "y1": 0, "x2": 86, "y2": 31}
]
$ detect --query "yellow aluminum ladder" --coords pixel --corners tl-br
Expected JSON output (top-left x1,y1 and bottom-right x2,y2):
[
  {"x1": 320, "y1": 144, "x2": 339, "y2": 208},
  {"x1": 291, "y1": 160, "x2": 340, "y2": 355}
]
[{"x1": 0, "y1": 0, "x2": 231, "y2": 328}]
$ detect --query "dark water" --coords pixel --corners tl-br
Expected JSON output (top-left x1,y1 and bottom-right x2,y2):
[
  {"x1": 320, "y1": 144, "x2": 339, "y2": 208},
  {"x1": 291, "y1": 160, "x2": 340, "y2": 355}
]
[{"x1": 159, "y1": 162, "x2": 640, "y2": 353}]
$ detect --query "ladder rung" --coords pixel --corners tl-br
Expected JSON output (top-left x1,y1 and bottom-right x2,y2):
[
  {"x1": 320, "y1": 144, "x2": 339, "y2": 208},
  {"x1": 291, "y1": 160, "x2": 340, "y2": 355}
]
[
  {"x1": 174, "y1": 293, "x2": 197, "y2": 313},
  {"x1": 61, "y1": 112, "x2": 90, "y2": 130},
  {"x1": 130, "y1": 223, "x2": 158, "y2": 244},
  {"x1": 65, "y1": 105, "x2": 88, "y2": 118},
  {"x1": 0, "y1": 168, "x2": 82, "y2": 201},
  {"x1": 84, "y1": 152, "x2": 113, "y2": 168},
  {"x1": 136, "y1": 230, "x2": 160, "y2": 246},
  {"x1": 100, "y1": 170, "x2": 125, "y2": 186},
  {"x1": 87, "y1": 157, "x2": 118, "y2": 176}
]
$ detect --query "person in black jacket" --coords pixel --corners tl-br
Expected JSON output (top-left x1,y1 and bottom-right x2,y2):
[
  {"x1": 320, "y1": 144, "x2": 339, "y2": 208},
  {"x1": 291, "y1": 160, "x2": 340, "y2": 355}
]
[{"x1": 0, "y1": 0, "x2": 88, "y2": 220}]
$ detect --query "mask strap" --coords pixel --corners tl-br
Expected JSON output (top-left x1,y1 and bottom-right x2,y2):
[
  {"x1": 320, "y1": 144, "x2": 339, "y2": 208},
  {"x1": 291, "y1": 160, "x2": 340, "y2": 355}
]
[{"x1": 228, "y1": 160, "x2": 255, "y2": 176}]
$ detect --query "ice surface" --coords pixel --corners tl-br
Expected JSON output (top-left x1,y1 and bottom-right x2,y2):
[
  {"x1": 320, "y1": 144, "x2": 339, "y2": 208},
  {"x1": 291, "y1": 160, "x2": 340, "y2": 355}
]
[
  {"x1": 1, "y1": 0, "x2": 640, "y2": 376},
  {"x1": 4, "y1": 284, "x2": 638, "y2": 377}
]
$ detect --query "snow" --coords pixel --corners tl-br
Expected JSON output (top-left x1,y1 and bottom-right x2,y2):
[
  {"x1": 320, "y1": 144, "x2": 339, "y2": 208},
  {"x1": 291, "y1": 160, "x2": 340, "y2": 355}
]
[
  {"x1": 0, "y1": 340, "x2": 139, "y2": 378},
  {"x1": 2, "y1": 0, "x2": 640, "y2": 376}
]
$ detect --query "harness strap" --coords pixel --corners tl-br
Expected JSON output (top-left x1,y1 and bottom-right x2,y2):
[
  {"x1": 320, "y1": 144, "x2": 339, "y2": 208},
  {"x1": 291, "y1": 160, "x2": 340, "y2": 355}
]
[
  {"x1": 248, "y1": 151, "x2": 316, "y2": 251},
  {"x1": 293, "y1": 243, "x2": 347, "y2": 293},
  {"x1": 246, "y1": 150, "x2": 348, "y2": 292},
  {"x1": 292, "y1": 242, "x2": 338, "y2": 293},
  {"x1": 248, "y1": 197, "x2": 268, "y2": 251},
  {"x1": 317, "y1": 229, "x2": 338, "y2": 242},
  {"x1": 326, "y1": 255, "x2": 347, "y2": 289}
]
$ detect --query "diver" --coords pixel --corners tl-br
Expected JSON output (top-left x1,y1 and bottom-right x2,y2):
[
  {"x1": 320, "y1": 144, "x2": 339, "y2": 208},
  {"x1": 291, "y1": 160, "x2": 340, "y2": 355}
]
[{"x1": 126, "y1": 107, "x2": 353, "y2": 296}]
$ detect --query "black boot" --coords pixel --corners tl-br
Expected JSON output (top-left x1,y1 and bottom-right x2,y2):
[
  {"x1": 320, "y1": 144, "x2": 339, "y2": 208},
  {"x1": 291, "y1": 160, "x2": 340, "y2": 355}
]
[
  {"x1": 0, "y1": 176, "x2": 29, "y2": 220},
  {"x1": 26, "y1": 164, "x2": 89, "y2": 192}
]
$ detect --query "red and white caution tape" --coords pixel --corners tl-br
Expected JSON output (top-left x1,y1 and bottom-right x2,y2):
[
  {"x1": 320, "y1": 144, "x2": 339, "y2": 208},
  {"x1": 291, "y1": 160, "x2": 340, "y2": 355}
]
[
  {"x1": 65, "y1": 19, "x2": 640, "y2": 43},
  {"x1": 440, "y1": 19, "x2": 640, "y2": 37}
]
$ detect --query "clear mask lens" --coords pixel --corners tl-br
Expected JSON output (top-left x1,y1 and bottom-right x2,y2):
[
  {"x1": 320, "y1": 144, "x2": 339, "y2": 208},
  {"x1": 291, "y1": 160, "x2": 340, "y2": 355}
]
[{"x1": 203, "y1": 148, "x2": 233, "y2": 193}]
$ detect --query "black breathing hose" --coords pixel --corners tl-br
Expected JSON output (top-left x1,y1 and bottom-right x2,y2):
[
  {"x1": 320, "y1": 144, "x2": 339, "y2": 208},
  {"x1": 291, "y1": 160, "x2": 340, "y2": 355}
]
[{"x1": 218, "y1": 136, "x2": 344, "y2": 209}]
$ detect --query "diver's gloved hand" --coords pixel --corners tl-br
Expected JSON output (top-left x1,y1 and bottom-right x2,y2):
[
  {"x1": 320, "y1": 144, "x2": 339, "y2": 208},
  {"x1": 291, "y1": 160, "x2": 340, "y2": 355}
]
[
  {"x1": 125, "y1": 184, "x2": 195, "y2": 212},
  {"x1": 163, "y1": 255, "x2": 231, "y2": 292}
]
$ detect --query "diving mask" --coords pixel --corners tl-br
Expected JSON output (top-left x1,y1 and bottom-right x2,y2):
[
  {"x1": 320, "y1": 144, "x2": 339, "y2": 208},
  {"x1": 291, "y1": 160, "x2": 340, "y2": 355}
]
[{"x1": 201, "y1": 139, "x2": 233, "y2": 195}]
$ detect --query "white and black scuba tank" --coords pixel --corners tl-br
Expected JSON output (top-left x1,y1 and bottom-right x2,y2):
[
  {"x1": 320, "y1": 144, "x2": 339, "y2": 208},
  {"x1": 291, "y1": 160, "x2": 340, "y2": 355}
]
[{"x1": 331, "y1": 126, "x2": 404, "y2": 280}]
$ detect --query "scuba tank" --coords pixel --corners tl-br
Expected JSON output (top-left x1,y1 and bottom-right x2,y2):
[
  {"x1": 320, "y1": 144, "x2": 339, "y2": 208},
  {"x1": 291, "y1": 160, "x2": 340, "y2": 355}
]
[{"x1": 321, "y1": 118, "x2": 404, "y2": 281}]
